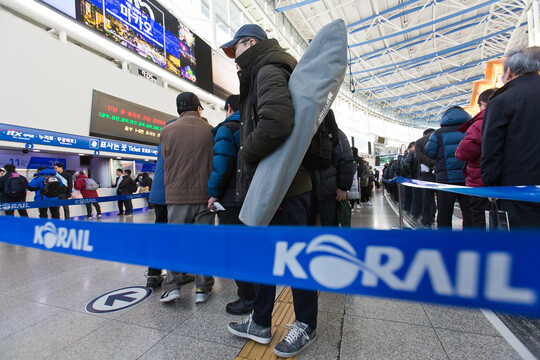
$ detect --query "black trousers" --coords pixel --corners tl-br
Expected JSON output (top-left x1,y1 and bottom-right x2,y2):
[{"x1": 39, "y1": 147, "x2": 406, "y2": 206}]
[
  {"x1": 500, "y1": 200, "x2": 540, "y2": 229},
  {"x1": 436, "y1": 189, "x2": 472, "y2": 229},
  {"x1": 85, "y1": 203, "x2": 101, "y2": 216},
  {"x1": 411, "y1": 187, "x2": 422, "y2": 218},
  {"x1": 5, "y1": 209, "x2": 28, "y2": 217},
  {"x1": 420, "y1": 173, "x2": 436, "y2": 226},
  {"x1": 58, "y1": 193, "x2": 70, "y2": 219},
  {"x1": 403, "y1": 185, "x2": 413, "y2": 213},
  {"x1": 307, "y1": 194, "x2": 337, "y2": 226},
  {"x1": 470, "y1": 196, "x2": 491, "y2": 229},
  {"x1": 148, "y1": 204, "x2": 168, "y2": 277},
  {"x1": 39, "y1": 207, "x2": 60, "y2": 219},
  {"x1": 252, "y1": 192, "x2": 318, "y2": 330},
  {"x1": 360, "y1": 185, "x2": 370, "y2": 202},
  {"x1": 218, "y1": 206, "x2": 255, "y2": 301}
]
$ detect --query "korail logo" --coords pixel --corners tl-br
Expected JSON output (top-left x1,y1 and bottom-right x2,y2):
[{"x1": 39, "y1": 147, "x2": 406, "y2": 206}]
[
  {"x1": 33, "y1": 222, "x2": 93, "y2": 252},
  {"x1": 273, "y1": 235, "x2": 537, "y2": 305}
]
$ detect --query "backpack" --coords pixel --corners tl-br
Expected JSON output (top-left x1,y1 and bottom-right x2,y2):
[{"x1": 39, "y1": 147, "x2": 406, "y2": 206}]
[
  {"x1": 4, "y1": 173, "x2": 26, "y2": 198},
  {"x1": 249, "y1": 68, "x2": 339, "y2": 172},
  {"x1": 42, "y1": 175, "x2": 61, "y2": 198},
  {"x1": 302, "y1": 110, "x2": 340, "y2": 171},
  {"x1": 84, "y1": 178, "x2": 99, "y2": 191},
  {"x1": 127, "y1": 178, "x2": 138, "y2": 194}
]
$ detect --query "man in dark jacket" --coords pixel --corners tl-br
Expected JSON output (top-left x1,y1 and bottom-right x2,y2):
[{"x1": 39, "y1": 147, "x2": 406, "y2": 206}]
[
  {"x1": 402, "y1": 142, "x2": 421, "y2": 220},
  {"x1": 307, "y1": 126, "x2": 355, "y2": 226},
  {"x1": 482, "y1": 46, "x2": 540, "y2": 228},
  {"x1": 0, "y1": 164, "x2": 28, "y2": 217},
  {"x1": 208, "y1": 95, "x2": 255, "y2": 315},
  {"x1": 54, "y1": 163, "x2": 72, "y2": 220},
  {"x1": 118, "y1": 169, "x2": 134, "y2": 216},
  {"x1": 221, "y1": 24, "x2": 315, "y2": 357},
  {"x1": 455, "y1": 88, "x2": 497, "y2": 228},
  {"x1": 426, "y1": 107, "x2": 473, "y2": 229},
  {"x1": 415, "y1": 128, "x2": 437, "y2": 227}
]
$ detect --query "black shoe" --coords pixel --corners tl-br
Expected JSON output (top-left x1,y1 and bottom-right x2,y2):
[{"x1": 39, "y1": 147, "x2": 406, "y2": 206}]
[
  {"x1": 146, "y1": 275, "x2": 163, "y2": 288},
  {"x1": 226, "y1": 298, "x2": 254, "y2": 315},
  {"x1": 118, "y1": 212, "x2": 124, "y2": 216},
  {"x1": 179, "y1": 274, "x2": 195, "y2": 285}
]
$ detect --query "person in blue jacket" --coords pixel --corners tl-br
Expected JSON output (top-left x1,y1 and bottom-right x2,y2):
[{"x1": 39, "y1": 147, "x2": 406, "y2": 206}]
[
  {"x1": 145, "y1": 120, "x2": 194, "y2": 289},
  {"x1": 207, "y1": 95, "x2": 255, "y2": 316},
  {"x1": 27, "y1": 166, "x2": 67, "y2": 219},
  {"x1": 425, "y1": 106, "x2": 473, "y2": 229}
]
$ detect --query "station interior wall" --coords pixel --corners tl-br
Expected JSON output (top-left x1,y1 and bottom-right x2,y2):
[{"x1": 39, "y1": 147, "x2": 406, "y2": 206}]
[{"x1": 0, "y1": 7, "x2": 225, "y2": 139}]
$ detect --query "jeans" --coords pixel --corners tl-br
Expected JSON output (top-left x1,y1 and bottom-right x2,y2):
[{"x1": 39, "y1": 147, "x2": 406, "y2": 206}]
[
  {"x1": 148, "y1": 204, "x2": 168, "y2": 277},
  {"x1": 307, "y1": 194, "x2": 337, "y2": 226},
  {"x1": 58, "y1": 193, "x2": 70, "y2": 219},
  {"x1": 252, "y1": 192, "x2": 318, "y2": 330},
  {"x1": 218, "y1": 206, "x2": 255, "y2": 301}
]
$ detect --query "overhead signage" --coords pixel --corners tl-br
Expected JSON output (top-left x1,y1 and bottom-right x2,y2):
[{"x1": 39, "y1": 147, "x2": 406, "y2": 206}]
[
  {"x1": 0, "y1": 123, "x2": 157, "y2": 157},
  {"x1": 130, "y1": 63, "x2": 163, "y2": 86},
  {"x1": 86, "y1": 286, "x2": 152, "y2": 313},
  {"x1": 90, "y1": 90, "x2": 175, "y2": 146},
  {"x1": 0, "y1": 155, "x2": 66, "y2": 170}
]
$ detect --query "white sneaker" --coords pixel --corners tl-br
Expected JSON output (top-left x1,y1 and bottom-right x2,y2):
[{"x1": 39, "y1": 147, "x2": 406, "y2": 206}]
[
  {"x1": 195, "y1": 291, "x2": 211, "y2": 303},
  {"x1": 367, "y1": 201, "x2": 372, "y2": 206},
  {"x1": 160, "y1": 289, "x2": 181, "y2": 303}
]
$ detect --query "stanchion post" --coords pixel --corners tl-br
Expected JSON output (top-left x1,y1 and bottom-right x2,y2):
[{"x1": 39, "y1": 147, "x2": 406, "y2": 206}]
[{"x1": 398, "y1": 183, "x2": 404, "y2": 229}]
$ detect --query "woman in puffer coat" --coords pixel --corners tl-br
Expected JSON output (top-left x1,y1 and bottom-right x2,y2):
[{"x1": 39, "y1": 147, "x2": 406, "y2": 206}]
[{"x1": 74, "y1": 172, "x2": 101, "y2": 220}]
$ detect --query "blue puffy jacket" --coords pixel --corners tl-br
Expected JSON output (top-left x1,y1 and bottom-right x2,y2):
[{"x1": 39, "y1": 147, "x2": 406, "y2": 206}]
[
  {"x1": 207, "y1": 112, "x2": 241, "y2": 207},
  {"x1": 27, "y1": 168, "x2": 67, "y2": 201},
  {"x1": 425, "y1": 107, "x2": 471, "y2": 184},
  {"x1": 149, "y1": 119, "x2": 177, "y2": 205}
]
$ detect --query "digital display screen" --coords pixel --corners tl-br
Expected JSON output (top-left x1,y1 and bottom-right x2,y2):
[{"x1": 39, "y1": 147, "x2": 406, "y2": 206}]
[
  {"x1": 90, "y1": 90, "x2": 176, "y2": 145},
  {"x1": 40, "y1": 0, "x2": 213, "y2": 92},
  {"x1": 376, "y1": 154, "x2": 398, "y2": 166}
]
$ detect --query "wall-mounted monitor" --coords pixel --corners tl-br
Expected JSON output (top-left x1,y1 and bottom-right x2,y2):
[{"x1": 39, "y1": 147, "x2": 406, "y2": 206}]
[
  {"x1": 89, "y1": 90, "x2": 176, "y2": 146},
  {"x1": 40, "y1": 0, "x2": 213, "y2": 93}
]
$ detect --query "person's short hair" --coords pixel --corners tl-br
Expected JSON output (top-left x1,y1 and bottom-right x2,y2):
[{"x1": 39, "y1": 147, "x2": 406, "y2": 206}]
[
  {"x1": 116, "y1": 168, "x2": 123, "y2": 173},
  {"x1": 477, "y1": 88, "x2": 497, "y2": 105},
  {"x1": 423, "y1": 128, "x2": 435, "y2": 136},
  {"x1": 225, "y1": 95, "x2": 240, "y2": 113},
  {"x1": 504, "y1": 46, "x2": 540, "y2": 76},
  {"x1": 408, "y1": 142, "x2": 415, "y2": 149},
  {"x1": 38, "y1": 166, "x2": 46, "y2": 172},
  {"x1": 54, "y1": 163, "x2": 64, "y2": 170},
  {"x1": 124, "y1": 169, "x2": 131, "y2": 175},
  {"x1": 4, "y1": 164, "x2": 15, "y2": 172}
]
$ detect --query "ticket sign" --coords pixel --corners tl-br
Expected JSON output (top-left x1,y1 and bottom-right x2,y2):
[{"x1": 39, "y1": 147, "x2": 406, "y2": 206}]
[{"x1": 90, "y1": 90, "x2": 176, "y2": 146}]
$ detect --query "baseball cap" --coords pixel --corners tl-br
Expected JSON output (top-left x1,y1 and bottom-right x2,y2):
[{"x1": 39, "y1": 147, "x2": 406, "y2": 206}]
[
  {"x1": 220, "y1": 24, "x2": 268, "y2": 58},
  {"x1": 176, "y1": 92, "x2": 203, "y2": 113}
]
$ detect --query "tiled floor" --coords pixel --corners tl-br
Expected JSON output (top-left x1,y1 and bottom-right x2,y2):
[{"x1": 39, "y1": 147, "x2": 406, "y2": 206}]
[{"x1": 0, "y1": 191, "x2": 527, "y2": 359}]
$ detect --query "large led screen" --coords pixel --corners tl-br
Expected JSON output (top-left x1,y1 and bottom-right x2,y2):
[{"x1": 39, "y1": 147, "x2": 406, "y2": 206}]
[
  {"x1": 41, "y1": 0, "x2": 213, "y2": 92},
  {"x1": 90, "y1": 90, "x2": 176, "y2": 145}
]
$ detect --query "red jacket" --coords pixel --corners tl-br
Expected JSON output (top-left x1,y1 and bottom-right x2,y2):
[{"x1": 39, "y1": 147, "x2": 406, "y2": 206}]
[
  {"x1": 74, "y1": 173, "x2": 99, "y2": 198},
  {"x1": 455, "y1": 109, "x2": 484, "y2": 187}
]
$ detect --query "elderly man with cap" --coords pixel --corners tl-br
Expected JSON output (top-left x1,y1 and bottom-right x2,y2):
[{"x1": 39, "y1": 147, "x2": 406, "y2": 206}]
[
  {"x1": 159, "y1": 92, "x2": 216, "y2": 304},
  {"x1": 221, "y1": 25, "x2": 316, "y2": 358}
]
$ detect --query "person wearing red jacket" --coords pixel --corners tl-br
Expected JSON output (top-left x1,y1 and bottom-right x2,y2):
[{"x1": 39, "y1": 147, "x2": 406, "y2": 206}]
[
  {"x1": 74, "y1": 172, "x2": 101, "y2": 220},
  {"x1": 455, "y1": 88, "x2": 497, "y2": 228}
]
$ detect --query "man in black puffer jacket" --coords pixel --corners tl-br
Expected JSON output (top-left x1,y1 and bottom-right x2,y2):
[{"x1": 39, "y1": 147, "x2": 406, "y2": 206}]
[
  {"x1": 221, "y1": 24, "x2": 315, "y2": 358},
  {"x1": 308, "y1": 128, "x2": 355, "y2": 226}
]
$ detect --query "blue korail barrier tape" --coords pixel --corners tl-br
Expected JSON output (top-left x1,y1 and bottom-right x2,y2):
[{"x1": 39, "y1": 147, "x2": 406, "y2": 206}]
[
  {"x1": 0, "y1": 193, "x2": 149, "y2": 211},
  {"x1": 0, "y1": 216, "x2": 539, "y2": 316},
  {"x1": 384, "y1": 177, "x2": 540, "y2": 203}
]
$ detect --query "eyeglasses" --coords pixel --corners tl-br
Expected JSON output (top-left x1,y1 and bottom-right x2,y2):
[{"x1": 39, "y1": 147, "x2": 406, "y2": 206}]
[{"x1": 232, "y1": 39, "x2": 251, "y2": 57}]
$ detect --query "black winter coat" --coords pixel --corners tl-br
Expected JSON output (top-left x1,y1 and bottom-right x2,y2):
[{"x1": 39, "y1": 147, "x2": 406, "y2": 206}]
[
  {"x1": 235, "y1": 39, "x2": 311, "y2": 202},
  {"x1": 414, "y1": 134, "x2": 436, "y2": 170},
  {"x1": 0, "y1": 171, "x2": 28, "y2": 202},
  {"x1": 402, "y1": 150, "x2": 420, "y2": 179},
  {"x1": 311, "y1": 130, "x2": 355, "y2": 202},
  {"x1": 481, "y1": 73, "x2": 540, "y2": 187}
]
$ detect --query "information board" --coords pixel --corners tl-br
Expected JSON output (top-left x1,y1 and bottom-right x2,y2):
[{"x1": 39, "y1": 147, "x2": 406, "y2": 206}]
[{"x1": 90, "y1": 90, "x2": 175, "y2": 145}]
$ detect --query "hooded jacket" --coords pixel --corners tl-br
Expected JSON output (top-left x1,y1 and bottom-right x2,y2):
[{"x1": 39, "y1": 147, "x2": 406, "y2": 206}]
[
  {"x1": 149, "y1": 119, "x2": 177, "y2": 206},
  {"x1": 27, "y1": 168, "x2": 67, "y2": 201},
  {"x1": 425, "y1": 107, "x2": 471, "y2": 184},
  {"x1": 74, "y1": 173, "x2": 99, "y2": 198},
  {"x1": 310, "y1": 130, "x2": 355, "y2": 202},
  {"x1": 455, "y1": 109, "x2": 485, "y2": 187},
  {"x1": 235, "y1": 39, "x2": 311, "y2": 202},
  {"x1": 208, "y1": 111, "x2": 241, "y2": 207},
  {"x1": 481, "y1": 73, "x2": 540, "y2": 187},
  {"x1": 0, "y1": 170, "x2": 28, "y2": 202},
  {"x1": 161, "y1": 111, "x2": 214, "y2": 205}
]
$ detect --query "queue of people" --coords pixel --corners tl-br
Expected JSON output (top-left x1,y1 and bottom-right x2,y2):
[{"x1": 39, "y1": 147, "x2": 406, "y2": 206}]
[{"x1": 382, "y1": 46, "x2": 540, "y2": 230}]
